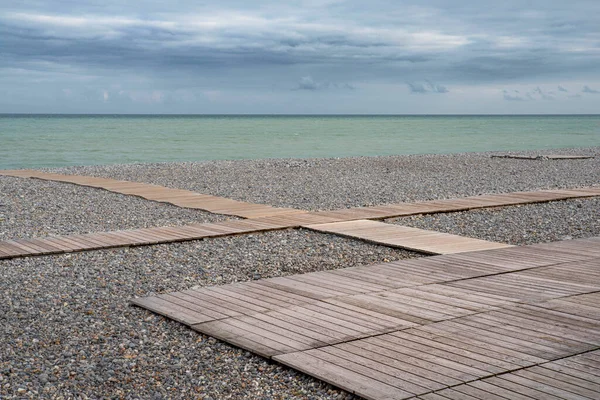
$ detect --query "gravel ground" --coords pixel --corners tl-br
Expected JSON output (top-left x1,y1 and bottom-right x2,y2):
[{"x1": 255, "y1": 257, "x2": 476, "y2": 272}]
[
  {"x1": 0, "y1": 229, "x2": 416, "y2": 399},
  {"x1": 388, "y1": 197, "x2": 600, "y2": 246},
  {"x1": 0, "y1": 176, "x2": 231, "y2": 240},
  {"x1": 2, "y1": 149, "x2": 600, "y2": 399},
  {"x1": 47, "y1": 147, "x2": 600, "y2": 210}
]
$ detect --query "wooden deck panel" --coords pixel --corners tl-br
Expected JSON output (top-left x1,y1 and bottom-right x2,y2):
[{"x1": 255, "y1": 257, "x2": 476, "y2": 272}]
[
  {"x1": 306, "y1": 220, "x2": 513, "y2": 255},
  {"x1": 131, "y1": 237, "x2": 600, "y2": 400},
  {"x1": 427, "y1": 350, "x2": 600, "y2": 400},
  {"x1": 276, "y1": 301, "x2": 600, "y2": 400}
]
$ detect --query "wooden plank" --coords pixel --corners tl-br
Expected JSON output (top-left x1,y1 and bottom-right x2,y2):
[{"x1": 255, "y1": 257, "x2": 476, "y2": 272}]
[
  {"x1": 418, "y1": 324, "x2": 551, "y2": 363},
  {"x1": 467, "y1": 380, "x2": 550, "y2": 400},
  {"x1": 181, "y1": 288, "x2": 267, "y2": 315},
  {"x1": 274, "y1": 350, "x2": 410, "y2": 400},
  {"x1": 315, "y1": 346, "x2": 433, "y2": 396},
  {"x1": 342, "y1": 339, "x2": 471, "y2": 385},
  {"x1": 0, "y1": 242, "x2": 26, "y2": 256},
  {"x1": 525, "y1": 365, "x2": 600, "y2": 394},
  {"x1": 375, "y1": 332, "x2": 506, "y2": 375},
  {"x1": 389, "y1": 331, "x2": 522, "y2": 371},
  {"x1": 162, "y1": 292, "x2": 238, "y2": 319},
  {"x1": 307, "y1": 220, "x2": 512, "y2": 255},
  {"x1": 325, "y1": 343, "x2": 453, "y2": 391},
  {"x1": 483, "y1": 376, "x2": 566, "y2": 400},
  {"x1": 498, "y1": 372, "x2": 592, "y2": 400},
  {"x1": 9, "y1": 238, "x2": 51, "y2": 254},
  {"x1": 256, "y1": 277, "x2": 347, "y2": 300},
  {"x1": 193, "y1": 319, "x2": 308, "y2": 358},
  {"x1": 130, "y1": 296, "x2": 215, "y2": 325},
  {"x1": 405, "y1": 328, "x2": 543, "y2": 367},
  {"x1": 3, "y1": 239, "x2": 40, "y2": 254}
]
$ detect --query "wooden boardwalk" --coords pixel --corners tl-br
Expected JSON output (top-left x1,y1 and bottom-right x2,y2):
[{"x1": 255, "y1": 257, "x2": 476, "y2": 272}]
[
  {"x1": 310, "y1": 187, "x2": 600, "y2": 221},
  {"x1": 0, "y1": 217, "x2": 510, "y2": 259},
  {"x1": 1, "y1": 169, "x2": 599, "y2": 260},
  {"x1": 1, "y1": 170, "x2": 599, "y2": 222},
  {"x1": 307, "y1": 220, "x2": 513, "y2": 254},
  {"x1": 0, "y1": 169, "x2": 303, "y2": 218},
  {"x1": 0, "y1": 219, "x2": 294, "y2": 259},
  {"x1": 132, "y1": 237, "x2": 600, "y2": 400}
]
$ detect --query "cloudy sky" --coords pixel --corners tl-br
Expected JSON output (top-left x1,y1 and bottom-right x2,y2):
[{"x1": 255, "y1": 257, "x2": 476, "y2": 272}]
[{"x1": 1, "y1": 0, "x2": 599, "y2": 114}]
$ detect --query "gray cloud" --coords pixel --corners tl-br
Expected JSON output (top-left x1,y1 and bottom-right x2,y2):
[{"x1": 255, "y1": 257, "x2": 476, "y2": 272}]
[
  {"x1": 1, "y1": 0, "x2": 599, "y2": 113},
  {"x1": 582, "y1": 85, "x2": 599, "y2": 94},
  {"x1": 407, "y1": 81, "x2": 448, "y2": 94},
  {"x1": 503, "y1": 87, "x2": 556, "y2": 101},
  {"x1": 297, "y1": 76, "x2": 319, "y2": 91},
  {"x1": 294, "y1": 76, "x2": 355, "y2": 91},
  {"x1": 503, "y1": 90, "x2": 525, "y2": 101}
]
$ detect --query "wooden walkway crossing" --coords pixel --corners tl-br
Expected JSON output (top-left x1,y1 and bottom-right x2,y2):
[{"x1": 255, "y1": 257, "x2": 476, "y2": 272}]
[
  {"x1": 1, "y1": 170, "x2": 599, "y2": 222},
  {"x1": 132, "y1": 237, "x2": 600, "y2": 400},
  {"x1": 1, "y1": 169, "x2": 599, "y2": 260}
]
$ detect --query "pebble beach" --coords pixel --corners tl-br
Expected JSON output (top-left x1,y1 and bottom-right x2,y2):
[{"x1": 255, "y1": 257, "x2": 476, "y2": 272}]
[{"x1": 1, "y1": 147, "x2": 600, "y2": 399}]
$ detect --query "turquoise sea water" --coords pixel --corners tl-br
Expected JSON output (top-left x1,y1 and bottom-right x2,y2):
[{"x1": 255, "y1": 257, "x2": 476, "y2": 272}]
[{"x1": 1, "y1": 114, "x2": 599, "y2": 169}]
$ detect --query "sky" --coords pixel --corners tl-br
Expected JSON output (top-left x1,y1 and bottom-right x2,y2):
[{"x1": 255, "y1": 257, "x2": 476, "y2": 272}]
[{"x1": 1, "y1": 0, "x2": 599, "y2": 114}]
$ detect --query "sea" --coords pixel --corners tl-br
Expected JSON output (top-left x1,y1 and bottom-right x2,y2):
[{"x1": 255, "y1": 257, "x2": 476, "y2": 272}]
[{"x1": 1, "y1": 114, "x2": 599, "y2": 169}]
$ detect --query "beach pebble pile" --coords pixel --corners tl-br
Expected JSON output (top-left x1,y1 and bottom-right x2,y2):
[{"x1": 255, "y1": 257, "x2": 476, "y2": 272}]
[
  {"x1": 0, "y1": 230, "x2": 413, "y2": 399},
  {"x1": 49, "y1": 147, "x2": 600, "y2": 210},
  {"x1": 389, "y1": 197, "x2": 600, "y2": 246},
  {"x1": 2, "y1": 148, "x2": 599, "y2": 399},
  {"x1": 0, "y1": 176, "x2": 230, "y2": 241}
]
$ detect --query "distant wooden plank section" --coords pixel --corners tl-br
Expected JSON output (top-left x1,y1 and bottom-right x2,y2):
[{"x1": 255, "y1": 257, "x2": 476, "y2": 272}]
[
  {"x1": 0, "y1": 217, "x2": 291, "y2": 260},
  {"x1": 310, "y1": 187, "x2": 600, "y2": 221},
  {"x1": 306, "y1": 220, "x2": 513, "y2": 254},
  {"x1": 0, "y1": 169, "x2": 302, "y2": 219}
]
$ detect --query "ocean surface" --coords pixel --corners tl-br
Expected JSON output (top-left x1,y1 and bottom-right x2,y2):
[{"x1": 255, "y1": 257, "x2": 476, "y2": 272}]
[{"x1": 1, "y1": 114, "x2": 599, "y2": 169}]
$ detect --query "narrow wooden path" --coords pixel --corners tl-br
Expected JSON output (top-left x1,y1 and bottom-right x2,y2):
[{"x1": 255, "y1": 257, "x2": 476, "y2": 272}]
[
  {"x1": 311, "y1": 187, "x2": 600, "y2": 221},
  {"x1": 0, "y1": 169, "x2": 303, "y2": 218},
  {"x1": 0, "y1": 217, "x2": 510, "y2": 259},
  {"x1": 307, "y1": 220, "x2": 513, "y2": 254},
  {"x1": 132, "y1": 237, "x2": 600, "y2": 400},
  {"x1": 0, "y1": 219, "x2": 293, "y2": 259}
]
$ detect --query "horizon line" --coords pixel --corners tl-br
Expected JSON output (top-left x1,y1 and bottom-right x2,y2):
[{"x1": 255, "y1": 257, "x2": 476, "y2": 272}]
[{"x1": 2, "y1": 113, "x2": 600, "y2": 117}]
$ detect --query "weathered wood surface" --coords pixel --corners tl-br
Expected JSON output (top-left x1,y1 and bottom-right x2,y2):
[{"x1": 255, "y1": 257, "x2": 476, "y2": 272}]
[
  {"x1": 133, "y1": 237, "x2": 600, "y2": 400},
  {"x1": 306, "y1": 220, "x2": 514, "y2": 254},
  {"x1": 2, "y1": 169, "x2": 599, "y2": 222},
  {"x1": 0, "y1": 169, "x2": 303, "y2": 218},
  {"x1": 0, "y1": 219, "x2": 290, "y2": 259}
]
